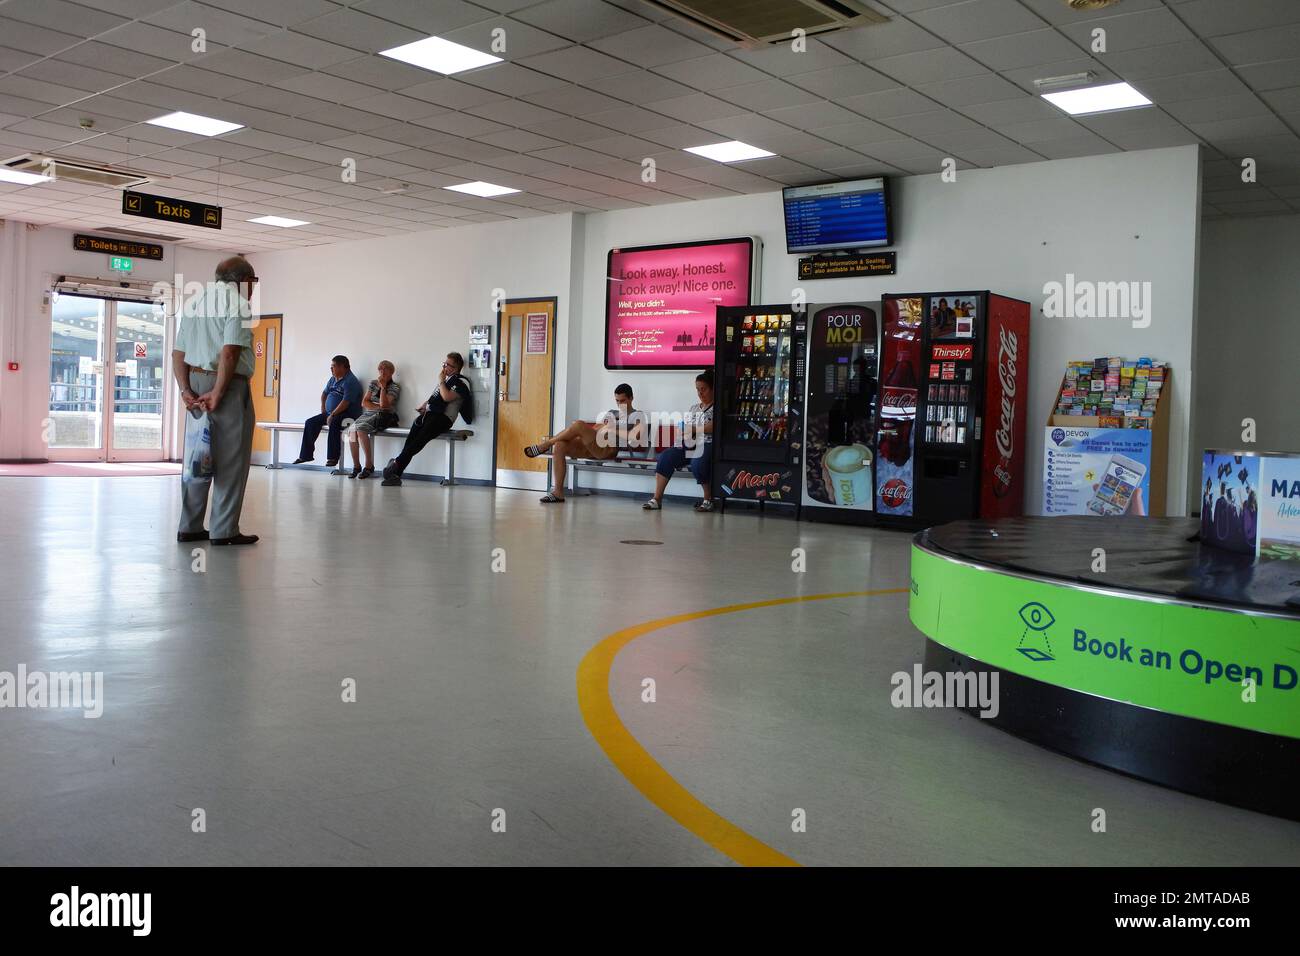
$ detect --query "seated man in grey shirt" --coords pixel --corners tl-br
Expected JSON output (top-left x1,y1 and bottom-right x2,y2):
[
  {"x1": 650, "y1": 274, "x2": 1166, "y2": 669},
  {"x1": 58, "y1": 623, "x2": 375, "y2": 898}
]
[{"x1": 381, "y1": 352, "x2": 471, "y2": 486}]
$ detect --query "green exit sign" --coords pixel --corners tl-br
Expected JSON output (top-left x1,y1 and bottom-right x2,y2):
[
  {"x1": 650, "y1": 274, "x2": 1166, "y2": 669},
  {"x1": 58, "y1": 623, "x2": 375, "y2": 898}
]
[{"x1": 109, "y1": 256, "x2": 132, "y2": 272}]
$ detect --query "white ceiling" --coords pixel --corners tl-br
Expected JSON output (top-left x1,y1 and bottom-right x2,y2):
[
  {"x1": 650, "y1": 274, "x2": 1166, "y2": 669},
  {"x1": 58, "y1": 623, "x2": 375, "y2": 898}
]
[{"x1": 0, "y1": 0, "x2": 1296, "y2": 251}]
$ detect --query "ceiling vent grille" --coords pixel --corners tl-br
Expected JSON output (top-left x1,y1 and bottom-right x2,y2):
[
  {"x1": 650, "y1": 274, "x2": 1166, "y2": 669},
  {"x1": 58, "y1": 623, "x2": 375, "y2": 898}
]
[
  {"x1": 3, "y1": 153, "x2": 152, "y2": 189},
  {"x1": 643, "y1": 0, "x2": 887, "y2": 46}
]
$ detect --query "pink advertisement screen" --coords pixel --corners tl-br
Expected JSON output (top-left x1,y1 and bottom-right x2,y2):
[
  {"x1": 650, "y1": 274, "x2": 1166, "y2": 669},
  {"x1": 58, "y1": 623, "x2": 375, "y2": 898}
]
[{"x1": 605, "y1": 238, "x2": 754, "y2": 369}]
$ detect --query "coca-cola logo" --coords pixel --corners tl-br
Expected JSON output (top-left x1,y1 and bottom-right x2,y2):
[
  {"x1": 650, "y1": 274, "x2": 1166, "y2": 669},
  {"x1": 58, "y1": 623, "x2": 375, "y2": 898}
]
[
  {"x1": 733, "y1": 470, "x2": 780, "y2": 490},
  {"x1": 880, "y1": 478, "x2": 910, "y2": 509},
  {"x1": 993, "y1": 327, "x2": 1018, "y2": 496}
]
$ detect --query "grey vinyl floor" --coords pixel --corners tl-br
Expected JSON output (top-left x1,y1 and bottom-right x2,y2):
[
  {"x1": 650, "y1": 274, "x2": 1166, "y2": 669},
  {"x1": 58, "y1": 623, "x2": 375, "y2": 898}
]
[{"x1": 0, "y1": 469, "x2": 1296, "y2": 866}]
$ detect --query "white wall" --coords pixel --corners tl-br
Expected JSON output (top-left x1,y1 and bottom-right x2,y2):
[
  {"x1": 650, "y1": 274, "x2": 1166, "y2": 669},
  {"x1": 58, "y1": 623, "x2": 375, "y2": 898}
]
[
  {"x1": 251, "y1": 213, "x2": 577, "y2": 481},
  {"x1": 571, "y1": 145, "x2": 1202, "y2": 513},
  {"x1": 0, "y1": 220, "x2": 229, "y2": 460},
  {"x1": 1194, "y1": 214, "x2": 1300, "y2": 489}
]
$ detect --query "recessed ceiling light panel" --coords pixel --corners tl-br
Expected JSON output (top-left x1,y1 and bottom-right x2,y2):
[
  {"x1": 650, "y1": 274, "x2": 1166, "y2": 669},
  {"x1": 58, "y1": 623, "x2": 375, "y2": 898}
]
[
  {"x1": 146, "y1": 111, "x2": 243, "y2": 136},
  {"x1": 683, "y1": 141, "x2": 775, "y2": 163},
  {"x1": 248, "y1": 216, "x2": 310, "y2": 227},
  {"x1": 1041, "y1": 82, "x2": 1152, "y2": 116},
  {"x1": 380, "y1": 36, "x2": 502, "y2": 75},
  {"x1": 444, "y1": 181, "x2": 520, "y2": 198},
  {"x1": 0, "y1": 168, "x2": 50, "y2": 185}
]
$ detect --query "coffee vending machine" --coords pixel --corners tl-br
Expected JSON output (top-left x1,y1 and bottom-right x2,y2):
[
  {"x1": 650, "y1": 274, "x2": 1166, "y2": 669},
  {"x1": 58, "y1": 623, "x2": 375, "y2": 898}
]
[{"x1": 801, "y1": 302, "x2": 880, "y2": 524}]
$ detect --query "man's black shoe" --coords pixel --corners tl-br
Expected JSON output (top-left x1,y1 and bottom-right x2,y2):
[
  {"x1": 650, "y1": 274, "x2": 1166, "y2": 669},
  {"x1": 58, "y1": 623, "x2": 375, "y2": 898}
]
[
  {"x1": 212, "y1": 534, "x2": 259, "y2": 546},
  {"x1": 177, "y1": 531, "x2": 209, "y2": 542}
]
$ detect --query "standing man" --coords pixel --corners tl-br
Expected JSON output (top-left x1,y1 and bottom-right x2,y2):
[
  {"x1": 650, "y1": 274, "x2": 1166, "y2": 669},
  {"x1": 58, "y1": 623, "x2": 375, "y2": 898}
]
[
  {"x1": 172, "y1": 256, "x2": 259, "y2": 546},
  {"x1": 381, "y1": 352, "x2": 471, "y2": 487},
  {"x1": 295, "y1": 355, "x2": 362, "y2": 467}
]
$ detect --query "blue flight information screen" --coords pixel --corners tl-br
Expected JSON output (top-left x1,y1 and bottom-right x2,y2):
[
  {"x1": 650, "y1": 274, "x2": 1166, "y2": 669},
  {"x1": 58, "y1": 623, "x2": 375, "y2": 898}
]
[{"x1": 784, "y1": 179, "x2": 890, "y2": 253}]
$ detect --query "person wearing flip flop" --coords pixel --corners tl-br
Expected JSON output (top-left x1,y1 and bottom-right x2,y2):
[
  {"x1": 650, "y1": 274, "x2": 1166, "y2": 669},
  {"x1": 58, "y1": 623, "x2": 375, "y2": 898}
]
[
  {"x1": 342, "y1": 360, "x2": 400, "y2": 479},
  {"x1": 523, "y1": 383, "x2": 647, "y2": 503},
  {"x1": 381, "y1": 353, "x2": 470, "y2": 486},
  {"x1": 643, "y1": 370, "x2": 715, "y2": 513}
]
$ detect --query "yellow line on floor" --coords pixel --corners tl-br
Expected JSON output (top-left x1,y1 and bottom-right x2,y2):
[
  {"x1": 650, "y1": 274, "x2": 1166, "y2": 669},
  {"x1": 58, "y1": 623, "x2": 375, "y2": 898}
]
[{"x1": 577, "y1": 588, "x2": 909, "y2": 867}]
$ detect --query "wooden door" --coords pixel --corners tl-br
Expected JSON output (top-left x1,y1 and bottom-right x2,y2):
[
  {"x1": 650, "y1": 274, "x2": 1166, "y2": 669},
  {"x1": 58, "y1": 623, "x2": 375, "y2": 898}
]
[
  {"x1": 250, "y1": 315, "x2": 282, "y2": 451},
  {"x1": 495, "y1": 299, "x2": 555, "y2": 483}
]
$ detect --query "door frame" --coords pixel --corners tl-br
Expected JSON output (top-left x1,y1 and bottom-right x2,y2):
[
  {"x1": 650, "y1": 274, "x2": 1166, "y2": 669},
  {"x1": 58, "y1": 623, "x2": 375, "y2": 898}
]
[
  {"x1": 250, "y1": 313, "x2": 284, "y2": 453},
  {"x1": 490, "y1": 296, "x2": 559, "y2": 486},
  {"x1": 47, "y1": 292, "x2": 174, "y2": 463}
]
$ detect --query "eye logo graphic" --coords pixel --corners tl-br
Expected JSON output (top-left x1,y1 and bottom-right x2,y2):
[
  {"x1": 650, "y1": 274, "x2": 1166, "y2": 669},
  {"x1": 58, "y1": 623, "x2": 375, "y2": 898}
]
[{"x1": 1016, "y1": 601, "x2": 1055, "y2": 661}]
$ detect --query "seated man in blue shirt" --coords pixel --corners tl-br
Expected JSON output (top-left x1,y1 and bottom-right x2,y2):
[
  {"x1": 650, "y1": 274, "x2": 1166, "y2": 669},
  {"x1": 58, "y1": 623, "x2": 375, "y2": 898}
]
[{"x1": 295, "y1": 355, "x2": 363, "y2": 467}]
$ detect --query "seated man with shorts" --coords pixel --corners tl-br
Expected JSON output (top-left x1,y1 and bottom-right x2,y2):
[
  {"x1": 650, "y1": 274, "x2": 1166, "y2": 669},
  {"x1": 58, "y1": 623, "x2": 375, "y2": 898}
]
[
  {"x1": 380, "y1": 352, "x2": 470, "y2": 487},
  {"x1": 522, "y1": 383, "x2": 647, "y2": 503}
]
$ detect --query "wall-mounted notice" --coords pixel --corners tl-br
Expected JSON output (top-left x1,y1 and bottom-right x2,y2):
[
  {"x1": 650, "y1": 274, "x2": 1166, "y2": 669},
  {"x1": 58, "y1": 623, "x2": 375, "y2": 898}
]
[
  {"x1": 526, "y1": 313, "x2": 548, "y2": 354},
  {"x1": 605, "y1": 236, "x2": 756, "y2": 370},
  {"x1": 1258, "y1": 454, "x2": 1300, "y2": 560}
]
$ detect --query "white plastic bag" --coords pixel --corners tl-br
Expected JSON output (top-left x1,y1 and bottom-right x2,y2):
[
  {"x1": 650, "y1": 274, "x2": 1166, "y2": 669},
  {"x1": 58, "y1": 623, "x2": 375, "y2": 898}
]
[{"x1": 184, "y1": 407, "x2": 214, "y2": 484}]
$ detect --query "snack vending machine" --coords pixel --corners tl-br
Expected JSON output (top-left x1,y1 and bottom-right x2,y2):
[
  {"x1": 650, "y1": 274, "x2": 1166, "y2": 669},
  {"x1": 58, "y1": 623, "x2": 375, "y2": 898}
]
[
  {"x1": 713, "y1": 304, "x2": 807, "y2": 510},
  {"x1": 801, "y1": 302, "x2": 879, "y2": 524},
  {"x1": 875, "y1": 291, "x2": 1030, "y2": 527}
]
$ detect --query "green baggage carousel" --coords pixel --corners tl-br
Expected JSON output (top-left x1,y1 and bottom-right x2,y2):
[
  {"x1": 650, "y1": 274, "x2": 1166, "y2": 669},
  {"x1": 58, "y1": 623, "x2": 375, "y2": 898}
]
[{"x1": 911, "y1": 517, "x2": 1300, "y2": 821}]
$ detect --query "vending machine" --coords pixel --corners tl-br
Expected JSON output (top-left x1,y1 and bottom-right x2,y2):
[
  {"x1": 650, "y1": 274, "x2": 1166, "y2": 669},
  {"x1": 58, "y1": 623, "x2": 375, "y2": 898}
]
[
  {"x1": 801, "y1": 302, "x2": 879, "y2": 524},
  {"x1": 875, "y1": 291, "x2": 1030, "y2": 527},
  {"x1": 713, "y1": 304, "x2": 808, "y2": 510}
]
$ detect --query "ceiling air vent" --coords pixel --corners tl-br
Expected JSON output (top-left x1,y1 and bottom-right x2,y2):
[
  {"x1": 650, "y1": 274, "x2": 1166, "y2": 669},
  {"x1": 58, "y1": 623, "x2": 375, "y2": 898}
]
[
  {"x1": 3, "y1": 153, "x2": 152, "y2": 189},
  {"x1": 643, "y1": 0, "x2": 887, "y2": 46},
  {"x1": 95, "y1": 225, "x2": 185, "y2": 242},
  {"x1": 1065, "y1": 0, "x2": 1123, "y2": 9}
]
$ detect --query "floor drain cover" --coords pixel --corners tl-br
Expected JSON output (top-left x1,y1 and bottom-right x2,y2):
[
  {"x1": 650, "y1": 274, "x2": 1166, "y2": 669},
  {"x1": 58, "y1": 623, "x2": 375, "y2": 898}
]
[{"x1": 620, "y1": 539, "x2": 663, "y2": 545}]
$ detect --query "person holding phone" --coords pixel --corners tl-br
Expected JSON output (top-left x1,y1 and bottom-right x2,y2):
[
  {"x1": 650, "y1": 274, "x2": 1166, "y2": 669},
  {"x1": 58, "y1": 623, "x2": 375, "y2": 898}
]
[
  {"x1": 381, "y1": 353, "x2": 471, "y2": 487},
  {"x1": 523, "y1": 384, "x2": 647, "y2": 503}
]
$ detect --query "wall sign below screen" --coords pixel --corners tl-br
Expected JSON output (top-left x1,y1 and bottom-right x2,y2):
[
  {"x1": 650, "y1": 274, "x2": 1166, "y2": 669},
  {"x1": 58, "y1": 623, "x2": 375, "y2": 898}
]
[
  {"x1": 605, "y1": 236, "x2": 757, "y2": 370},
  {"x1": 798, "y1": 251, "x2": 895, "y2": 280}
]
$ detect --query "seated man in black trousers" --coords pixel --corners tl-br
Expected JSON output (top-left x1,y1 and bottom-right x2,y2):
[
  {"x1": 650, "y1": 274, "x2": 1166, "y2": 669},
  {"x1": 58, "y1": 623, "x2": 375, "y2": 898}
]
[
  {"x1": 294, "y1": 354, "x2": 362, "y2": 468},
  {"x1": 381, "y1": 352, "x2": 471, "y2": 487}
]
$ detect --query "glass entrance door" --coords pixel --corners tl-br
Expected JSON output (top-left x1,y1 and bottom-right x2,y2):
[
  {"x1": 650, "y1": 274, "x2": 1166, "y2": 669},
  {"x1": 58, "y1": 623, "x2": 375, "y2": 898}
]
[{"x1": 48, "y1": 294, "x2": 171, "y2": 461}]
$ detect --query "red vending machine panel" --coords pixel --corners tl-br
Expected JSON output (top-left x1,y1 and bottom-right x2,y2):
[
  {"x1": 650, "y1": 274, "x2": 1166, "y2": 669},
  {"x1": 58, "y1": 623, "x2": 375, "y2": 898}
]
[
  {"x1": 875, "y1": 296, "x2": 924, "y2": 518},
  {"x1": 980, "y1": 294, "x2": 1031, "y2": 519}
]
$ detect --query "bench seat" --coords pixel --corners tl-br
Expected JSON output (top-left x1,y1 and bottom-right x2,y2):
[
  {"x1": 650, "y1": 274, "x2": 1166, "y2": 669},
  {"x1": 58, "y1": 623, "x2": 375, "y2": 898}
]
[{"x1": 256, "y1": 421, "x2": 473, "y2": 485}]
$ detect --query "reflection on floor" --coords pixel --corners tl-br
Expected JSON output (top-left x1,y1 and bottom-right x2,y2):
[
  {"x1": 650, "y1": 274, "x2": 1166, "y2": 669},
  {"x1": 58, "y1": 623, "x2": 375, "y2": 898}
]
[
  {"x1": 0, "y1": 469, "x2": 1296, "y2": 865},
  {"x1": 0, "y1": 461, "x2": 181, "y2": 477}
]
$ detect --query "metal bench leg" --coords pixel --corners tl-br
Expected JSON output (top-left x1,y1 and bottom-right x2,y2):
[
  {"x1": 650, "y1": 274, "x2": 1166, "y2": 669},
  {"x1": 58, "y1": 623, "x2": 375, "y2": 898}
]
[
  {"x1": 440, "y1": 440, "x2": 456, "y2": 486},
  {"x1": 265, "y1": 429, "x2": 283, "y2": 469}
]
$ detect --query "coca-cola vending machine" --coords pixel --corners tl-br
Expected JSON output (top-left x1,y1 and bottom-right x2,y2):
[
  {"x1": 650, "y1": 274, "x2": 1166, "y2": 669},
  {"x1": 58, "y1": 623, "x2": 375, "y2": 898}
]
[
  {"x1": 713, "y1": 303, "x2": 807, "y2": 511},
  {"x1": 875, "y1": 291, "x2": 1030, "y2": 527}
]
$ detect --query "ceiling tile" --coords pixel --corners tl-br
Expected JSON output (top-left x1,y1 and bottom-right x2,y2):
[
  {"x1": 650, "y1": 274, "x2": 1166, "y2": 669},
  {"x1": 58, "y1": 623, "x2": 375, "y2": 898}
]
[
  {"x1": 354, "y1": 0, "x2": 493, "y2": 33},
  {"x1": 1211, "y1": 24, "x2": 1300, "y2": 67},
  {"x1": 512, "y1": 0, "x2": 649, "y2": 43},
  {"x1": 524, "y1": 85, "x2": 625, "y2": 115},
  {"x1": 293, "y1": 9, "x2": 425, "y2": 53},
  {"x1": 518, "y1": 45, "x2": 638, "y2": 83},
  {"x1": 200, "y1": 0, "x2": 342, "y2": 27},
  {"x1": 147, "y1": 1, "x2": 281, "y2": 47},
  {"x1": 1031, "y1": 133, "x2": 1121, "y2": 159},
  {"x1": 152, "y1": 65, "x2": 261, "y2": 99},
  {"x1": 320, "y1": 55, "x2": 432, "y2": 90},
  {"x1": 409, "y1": 112, "x2": 510, "y2": 138},
  {"x1": 652, "y1": 54, "x2": 770, "y2": 91},
  {"x1": 1057, "y1": 8, "x2": 1197, "y2": 53},
  {"x1": 589, "y1": 24, "x2": 714, "y2": 66},
  {"x1": 821, "y1": 17, "x2": 947, "y2": 60},
  {"x1": 959, "y1": 30, "x2": 1085, "y2": 72},
  {"x1": 344, "y1": 92, "x2": 446, "y2": 121},
  {"x1": 1098, "y1": 41, "x2": 1223, "y2": 81},
  {"x1": 475, "y1": 128, "x2": 564, "y2": 152},
  {"x1": 398, "y1": 78, "x2": 507, "y2": 110},
  {"x1": 590, "y1": 104, "x2": 695, "y2": 132},
  {"x1": 591, "y1": 70, "x2": 694, "y2": 103},
  {"x1": 910, "y1": 0, "x2": 1045, "y2": 45},
  {"x1": 440, "y1": 18, "x2": 572, "y2": 59},
  {"x1": 244, "y1": 33, "x2": 362, "y2": 69},
  {"x1": 467, "y1": 98, "x2": 567, "y2": 127},
  {"x1": 519, "y1": 115, "x2": 613, "y2": 143},
  {"x1": 916, "y1": 74, "x2": 1025, "y2": 108},
  {"x1": 297, "y1": 104, "x2": 402, "y2": 132},
  {"x1": 713, "y1": 79, "x2": 822, "y2": 112},
  {"x1": 1013, "y1": 0, "x2": 1166, "y2": 25},
  {"x1": 1131, "y1": 69, "x2": 1251, "y2": 104},
  {"x1": 762, "y1": 101, "x2": 862, "y2": 130},
  {"x1": 272, "y1": 72, "x2": 382, "y2": 104},
  {"x1": 731, "y1": 39, "x2": 854, "y2": 77},
  {"x1": 960, "y1": 96, "x2": 1060, "y2": 125},
  {"x1": 642, "y1": 92, "x2": 747, "y2": 123},
  {"x1": 787, "y1": 64, "x2": 898, "y2": 99},
  {"x1": 808, "y1": 118, "x2": 903, "y2": 148},
  {"x1": 1177, "y1": 0, "x2": 1300, "y2": 38},
  {"x1": 869, "y1": 47, "x2": 989, "y2": 86},
  {"x1": 841, "y1": 87, "x2": 940, "y2": 119},
  {"x1": 1238, "y1": 58, "x2": 1300, "y2": 92},
  {"x1": 3, "y1": 0, "x2": 128, "y2": 37},
  {"x1": 1163, "y1": 94, "x2": 1273, "y2": 124},
  {"x1": 461, "y1": 63, "x2": 571, "y2": 97}
]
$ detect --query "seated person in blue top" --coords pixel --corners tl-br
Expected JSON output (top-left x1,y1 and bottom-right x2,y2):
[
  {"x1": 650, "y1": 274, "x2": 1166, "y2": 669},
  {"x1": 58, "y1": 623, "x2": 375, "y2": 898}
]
[
  {"x1": 381, "y1": 352, "x2": 471, "y2": 487},
  {"x1": 643, "y1": 370, "x2": 715, "y2": 513},
  {"x1": 296, "y1": 355, "x2": 363, "y2": 467},
  {"x1": 341, "y1": 360, "x2": 400, "y2": 479},
  {"x1": 522, "y1": 383, "x2": 647, "y2": 503}
]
